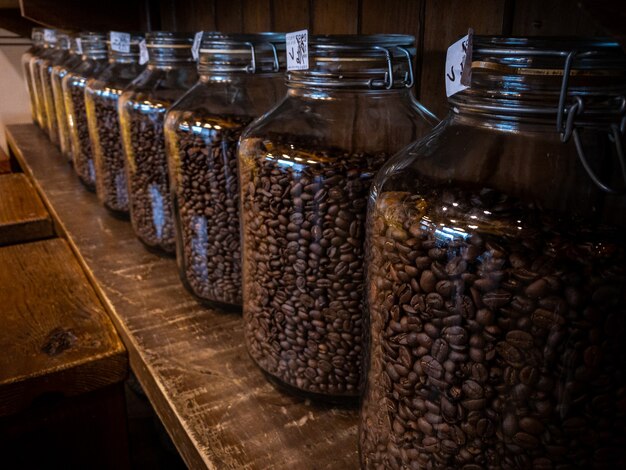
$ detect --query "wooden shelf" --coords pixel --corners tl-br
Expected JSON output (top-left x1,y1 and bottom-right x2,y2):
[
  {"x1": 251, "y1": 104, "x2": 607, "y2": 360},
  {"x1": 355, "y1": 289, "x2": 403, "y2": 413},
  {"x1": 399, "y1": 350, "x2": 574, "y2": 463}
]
[{"x1": 6, "y1": 124, "x2": 358, "y2": 470}]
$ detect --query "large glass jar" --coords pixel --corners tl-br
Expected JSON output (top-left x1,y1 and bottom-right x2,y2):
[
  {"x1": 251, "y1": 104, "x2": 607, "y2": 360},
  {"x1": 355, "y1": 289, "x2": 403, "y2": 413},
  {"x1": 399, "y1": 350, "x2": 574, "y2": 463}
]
[
  {"x1": 30, "y1": 28, "x2": 56, "y2": 130},
  {"x1": 63, "y1": 32, "x2": 108, "y2": 190},
  {"x1": 52, "y1": 35, "x2": 83, "y2": 162},
  {"x1": 238, "y1": 35, "x2": 437, "y2": 400},
  {"x1": 360, "y1": 37, "x2": 626, "y2": 469},
  {"x1": 119, "y1": 32, "x2": 197, "y2": 254},
  {"x1": 39, "y1": 32, "x2": 72, "y2": 145},
  {"x1": 85, "y1": 33, "x2": 145, "y2": 216},
  {"x1": 21, "y1": 27, "x2": 44, "y2": 125},
  {"x1": 164, "y1": 33, "x2": 285, "y2": 310}
]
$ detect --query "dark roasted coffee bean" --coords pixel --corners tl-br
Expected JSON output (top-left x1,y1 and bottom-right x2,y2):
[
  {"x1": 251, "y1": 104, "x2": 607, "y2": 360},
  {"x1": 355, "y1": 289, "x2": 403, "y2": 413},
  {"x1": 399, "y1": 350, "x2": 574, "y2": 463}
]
[
  {"x1": 170, "y1": 114, "x2": 253, "y2": 306},
  {"x1": 69, "y1": 82, "x2": 96, "y2": 190}
]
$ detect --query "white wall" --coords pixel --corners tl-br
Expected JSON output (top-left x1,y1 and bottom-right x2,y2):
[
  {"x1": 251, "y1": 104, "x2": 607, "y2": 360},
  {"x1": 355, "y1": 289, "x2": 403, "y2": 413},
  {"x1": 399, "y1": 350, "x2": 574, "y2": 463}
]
[{"x1": 0, "y1": 28, "x2": 31, "y2": 153}]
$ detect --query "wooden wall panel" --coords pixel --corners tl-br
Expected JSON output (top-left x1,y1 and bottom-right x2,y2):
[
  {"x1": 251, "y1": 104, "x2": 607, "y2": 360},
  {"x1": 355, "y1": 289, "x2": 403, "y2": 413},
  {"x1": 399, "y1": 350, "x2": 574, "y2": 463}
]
[
  {"x1": 272, "y1": 0, "x2": 310, "y2": 32},
  {"x1": 311, "y1": 0, "x2": 358, "y2": 34},
  {"x1": 175, "y1": 0, "x2": 216, "y2": 31},
  {"x1": 360, "y1": 0, "x2": 422, "y2": 35},
  {"x1": 215, "y1": 0, "x2": 243, "y2": 33},
  {"x1": 243, "y1": 0, "x2": 271, "y2": 32},
  {"x1": 418, "y1": 0, "x2": 508, "y2": 119},
  {"x1": 511, "y1": 0, "x2": 603, "y2": 36}
]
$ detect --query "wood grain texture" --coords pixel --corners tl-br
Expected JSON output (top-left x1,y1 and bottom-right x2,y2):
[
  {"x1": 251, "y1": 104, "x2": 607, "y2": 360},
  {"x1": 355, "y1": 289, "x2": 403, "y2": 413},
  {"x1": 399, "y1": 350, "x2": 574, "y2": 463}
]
[
  {"x1": 0, "y1": 238, "x2": 127, "y2": 417},
  {"x1": 360, "y1": 0, "x2": 422, "y2": 34},
  {"x1": 7, "y1": 123, "x2": 358, "y2": 470},
  {"x1": 511, "y1": 0, "x2": 604, "y2": 36},
  {"x1": 0, "y1": 173, "x2": 53, "y2": 246},
  {"x1": 174, "y1": 0, "x2": 217, "y2": 32},
  {"x1": 19, "y1": 0, "x2": 143, "y2": 30},
  {"x1": 215, "y1": 0, "x2": 243, "y2": 33},
  {"x1": 272, "y1": 0, "x2": 310, "y2": 32},
  {"x1": 0, "y1": 144, "x2": 10, "y2": 174},
  {"x1": 243, "y1": 0, "x2": 271, "y2": 32},
  {"x1": 418, "y1": 0, "x2": 507, "y2": 120},
  {"x1": 311, "y1": 0, "x2": 358, "y2": 34}
]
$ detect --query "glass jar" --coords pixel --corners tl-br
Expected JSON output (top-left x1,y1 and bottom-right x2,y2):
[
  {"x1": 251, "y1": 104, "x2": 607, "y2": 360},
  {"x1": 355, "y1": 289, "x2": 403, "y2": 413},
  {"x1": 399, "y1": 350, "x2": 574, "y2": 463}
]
[
  {"x1": 238, "y1": 35, "x2": 437, "y2": 400},
  {"x1": 119, "y1": 32, "x2": 197, "y2": 254},
  {"x1": 85, "y1": 33, "x2": 145, "y2": 216},
  {"x1": 22, "y1": 27, "x2": 44, "y2": 125},
  {"x1": 39, "y1": 32, "x2": 72, "y2": 145},
  {"x1": 164, "y1": 33, "x2": 285, "y2": 310},
  {"x1": 360, "y1": 37, "x2": 626, "y2": 469},
  {"x1": 30, "y1": 29, "x2": 56, "y2": 130},
  {"x1": 52, "y1": 34, "x2": 83, "y2": 162},
  {"x1": 63, "y1": 32, "x2": 108, "y2": 190}
]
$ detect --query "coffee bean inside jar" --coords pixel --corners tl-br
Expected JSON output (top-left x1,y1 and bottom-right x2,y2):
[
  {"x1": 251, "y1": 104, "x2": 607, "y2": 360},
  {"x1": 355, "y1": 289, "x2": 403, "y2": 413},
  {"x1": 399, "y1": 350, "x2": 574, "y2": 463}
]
[
  {"x1": 68, "y1": 82, "x2": 96, "y2": 189},
  {"x1": 360, "y1": 188, "x2": 626, "y2": 469},
  {"x1": 169, "y1": 114, "x2": 253, "y2": 308},
  {"x1": 240, "y1": 137, "x2": 388, "y2": 399},
  {"x1": 124, "y1": 103, "x2": 175, "y2": 253},
  {"x1": 88, "y1": 93, "x2": 129, "y2": 214}
]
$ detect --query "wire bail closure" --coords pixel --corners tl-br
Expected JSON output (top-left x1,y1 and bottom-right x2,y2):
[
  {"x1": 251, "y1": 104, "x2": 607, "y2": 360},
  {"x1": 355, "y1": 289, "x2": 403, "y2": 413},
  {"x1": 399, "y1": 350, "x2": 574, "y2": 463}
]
[
  {"x1": 244, "y1": 42, "x2": 280, "y2": 74},
  {"x1": 369, "y1": 46, "x2": 414, "y2": 90},
  {"x1": 557, "y1": 50, "x2": 626, "y2": 194}
]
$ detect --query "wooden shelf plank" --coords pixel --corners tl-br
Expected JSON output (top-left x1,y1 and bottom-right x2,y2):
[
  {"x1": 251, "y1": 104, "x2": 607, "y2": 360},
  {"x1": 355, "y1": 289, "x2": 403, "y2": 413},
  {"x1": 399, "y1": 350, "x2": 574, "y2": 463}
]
[
  {"x1": 6, "y1": 124, "x2": 358, "y2": 470},
  {"x1": 0, "y1": 238, "x2": 127, "y2": 417},
  {"x1": 0, "y1": 172, "x2": 53, "y2": 246}
]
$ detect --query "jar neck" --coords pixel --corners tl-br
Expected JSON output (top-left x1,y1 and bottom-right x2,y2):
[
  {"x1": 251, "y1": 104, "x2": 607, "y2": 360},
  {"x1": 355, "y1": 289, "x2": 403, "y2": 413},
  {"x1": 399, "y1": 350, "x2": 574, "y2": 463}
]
[
  {"x1": 449, "y1": 36, "x2": 626, "y2": 126},
  {"x1": 146, "y1": 31, "x2": 194, "y2": 65},
  {"x1": 81, "y1": 33, "x2": 107, "y2": 60},
  {"x1": 286, "y1": 86, "x2": 413, "y2": 100},
  {"x1": 286, "y1": 34, "x2": 416, "y2": 91}
]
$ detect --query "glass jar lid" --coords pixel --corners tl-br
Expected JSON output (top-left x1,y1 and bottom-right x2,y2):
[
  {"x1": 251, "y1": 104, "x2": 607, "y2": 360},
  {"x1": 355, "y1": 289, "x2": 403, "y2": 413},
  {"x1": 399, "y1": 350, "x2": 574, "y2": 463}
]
[
  {"x1": 56, "y1": 32, "x2": 71, "y2": 51},
  {"x1": 106, "y1": 32, "x2": 143, "y2": 61},
  {"x1": 80, "y1": 32, "x2": 107, "y2": 59},
  {"x1": 286, "y1": 34, "x2": 416, "y2": 90},
  {"x1": 146, "y1": 31, "x2": 195, "y2": 64},
  {"x1": 31, "y1": 27, "x2": 44, "y2": 45},
  {"x1": 198, "y1": 32, "x2": 286, "y2": 74}
]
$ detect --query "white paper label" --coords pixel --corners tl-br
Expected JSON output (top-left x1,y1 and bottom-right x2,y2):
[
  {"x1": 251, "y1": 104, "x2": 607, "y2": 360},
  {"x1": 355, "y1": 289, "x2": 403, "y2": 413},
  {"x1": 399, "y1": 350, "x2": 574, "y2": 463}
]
[
  {"x1": 75, "y1": 38, "x2": 83, "y2": 55},
  {"x1": 139, "y1": 39, "x2": 149, "y2": 65},
  {"x1": 110, "y1": 31, "x2": 131, "y2": 53},
  {"x1": 286, "y1": 29, "x2": 308, "y2": 71},
  {"x1": 191, "y1": 31, "x2": 203, "y2": 61},
  {"x1": 445, "y1": 30, "x2": 473, "y2": 98},
  {"x1": 43, "y1": 29, "x2": 56, "y2": 43}
]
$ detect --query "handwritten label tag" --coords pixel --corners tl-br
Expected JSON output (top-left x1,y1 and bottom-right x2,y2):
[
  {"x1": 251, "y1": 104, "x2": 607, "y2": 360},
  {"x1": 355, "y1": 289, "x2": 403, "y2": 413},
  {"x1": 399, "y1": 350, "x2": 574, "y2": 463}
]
[
  {"x1": 445, "y1": 29, "x2": 473, "y2": 98},
  {"x1": 191, "y1": 31, "x2": 203, "y2": 61},
  {"x1": 286, "y1": 29, "x2": 308, "y2": 71},
  {"x1": 139, "y1": 39, "x2": 149, "y2": 65},
  {"x1": 110, "y1": 31, "x2": 131, "y2": 53},
  {"x1": 75, "y1": 38, "x2": 83, "y2": 55},
  {"x1": 43, "y1": 29, "x2": 56, "y2": 43}
]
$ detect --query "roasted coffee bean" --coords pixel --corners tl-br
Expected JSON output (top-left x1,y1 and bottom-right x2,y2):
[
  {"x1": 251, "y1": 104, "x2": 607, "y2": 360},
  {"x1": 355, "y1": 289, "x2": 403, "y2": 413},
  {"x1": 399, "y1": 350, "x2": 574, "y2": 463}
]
[
  {"x1": 361, "y1": 189, "x2": 626, "y2": 469},
  {"x1": 90, "y1": 93, "x2": 129, "y2": 213},
  {"x1": 169, "y1": 114, "x2": 252, "y2": 307},
  {"x1": 123, "y1": 105, "x2": 175, "y2": 253},
  {"x1": 68, "y1": 81, "x2": 96, "y2": 190},
  {"x1": 240, "y1": 138, "x2": 388, "y2": 397}
]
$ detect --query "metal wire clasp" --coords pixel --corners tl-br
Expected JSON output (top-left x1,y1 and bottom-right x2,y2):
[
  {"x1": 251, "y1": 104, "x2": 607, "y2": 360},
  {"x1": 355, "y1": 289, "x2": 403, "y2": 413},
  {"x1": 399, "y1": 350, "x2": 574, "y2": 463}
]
[
  {"x1": 245, "y1": 42, "x2": 280, "y2": 74},
  {"x1": 369, "y1": 46, "x2": 415, "y2": 90},
  {"x1": 557, "y1": 50, "x2": 626, "y2": 194}
]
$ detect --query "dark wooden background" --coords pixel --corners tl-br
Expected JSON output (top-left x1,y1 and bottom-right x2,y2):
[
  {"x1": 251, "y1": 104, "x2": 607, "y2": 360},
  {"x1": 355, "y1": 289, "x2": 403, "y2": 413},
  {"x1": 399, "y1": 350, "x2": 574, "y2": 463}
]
[{"x1": 14, "y1": 0, "x2": 615, "y2": 118}]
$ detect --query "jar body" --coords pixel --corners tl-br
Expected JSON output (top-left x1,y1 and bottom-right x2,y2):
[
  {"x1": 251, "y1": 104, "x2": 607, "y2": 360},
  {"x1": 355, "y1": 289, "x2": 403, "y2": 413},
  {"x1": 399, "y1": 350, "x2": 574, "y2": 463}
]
[
  {"x1": 30, "y1": 51, "x2": 50, "y2": 130},
  {"x1": 63, "y1": 58, "x2": 108, "y2": 189},
  {"x1": 119, "y1": 63, "x2": 198, "y2": 253},
  {"x1": 39, "y1": 48, "x2": 70, "y2": 145},
  {"x1": 86, "y1": 60, "x2": 144, "y2": 215},
  {"x1": 165, "y1": 74, "x2": 284, "y2": 309},
  {"x1": 360, "y1": 114, "x2": 626, "y2": 468},
  {"x1": 239, "y1": 88, "x2": 434, "y2": 399},
  {"x1": 22, "y1": 46, "x2": 40, "y2": 124},
  {"x1": 52, "y1": 54, "x2": 82, "y2": 161}
]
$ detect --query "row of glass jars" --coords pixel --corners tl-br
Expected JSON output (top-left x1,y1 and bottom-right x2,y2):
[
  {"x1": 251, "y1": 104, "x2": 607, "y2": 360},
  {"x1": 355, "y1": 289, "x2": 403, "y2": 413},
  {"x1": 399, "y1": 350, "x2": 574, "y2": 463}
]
[{"x1": 22, "y1": 28, "x2": 626, "y2": 468}]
